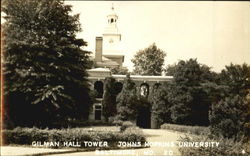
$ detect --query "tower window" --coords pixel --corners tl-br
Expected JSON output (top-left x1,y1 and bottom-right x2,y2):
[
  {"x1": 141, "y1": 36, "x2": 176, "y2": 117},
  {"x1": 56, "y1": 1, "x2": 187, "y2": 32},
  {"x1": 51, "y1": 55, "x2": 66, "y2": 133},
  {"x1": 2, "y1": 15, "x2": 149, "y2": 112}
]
[{"x1": 111, "y1": 18, "x2": 114, "y2": 23}]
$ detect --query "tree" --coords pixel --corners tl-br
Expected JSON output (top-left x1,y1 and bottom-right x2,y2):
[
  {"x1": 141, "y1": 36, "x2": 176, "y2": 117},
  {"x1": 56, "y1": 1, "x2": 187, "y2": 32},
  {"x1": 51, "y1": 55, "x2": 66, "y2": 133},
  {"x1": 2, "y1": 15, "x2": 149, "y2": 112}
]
[
  {"x1": 2, "y1": 0, "x2": 92, "y2": 128},
  {"x1": 166, "y1": 59, "x2": 215, "y2": 125},
  {"x1": 150, "y1": 83, "x2": 171, "y2": 128},
  {"x1": 209, "y1": 63, "x2": 250, "y2": 139},
  {"x1": 102, "y1": 77, "x2": 117, "y2": 121},
  {"x1": 111, "y1": 66, "x2": 129, "y2": 75},
  {"x1": 165, "y1": 64, "x2": 177, "y2": 76},
  {"x1": 167, "y1": 84, "x2": 193, "y2": 124},
  {"x1": 219, "y1": 63, "x2": 250, "y2": 96},
  {"x1": 210, "y1": 95, "x2": 250, "y2": 139},
  {"x1": 116, "y1": 75, "x2": 139, "y2": 121},
  {"x1": 131, "y1": 43, "x2": 166, "y2": 75}
]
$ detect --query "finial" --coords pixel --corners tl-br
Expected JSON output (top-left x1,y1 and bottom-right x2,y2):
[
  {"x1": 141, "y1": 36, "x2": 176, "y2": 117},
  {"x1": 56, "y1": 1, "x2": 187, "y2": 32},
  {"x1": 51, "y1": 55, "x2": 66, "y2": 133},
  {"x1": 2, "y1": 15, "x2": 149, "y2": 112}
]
[{"x1": 111, "y1": 3, "x2": 114, "y2": 10}]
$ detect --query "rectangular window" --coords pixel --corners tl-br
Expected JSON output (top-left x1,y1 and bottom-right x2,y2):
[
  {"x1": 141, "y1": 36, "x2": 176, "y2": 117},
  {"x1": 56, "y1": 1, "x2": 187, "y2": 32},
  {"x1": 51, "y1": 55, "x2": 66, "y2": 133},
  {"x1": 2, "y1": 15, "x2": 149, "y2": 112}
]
[{"x1": 95, "y1": 110, "x2": 102, "y2": 120}]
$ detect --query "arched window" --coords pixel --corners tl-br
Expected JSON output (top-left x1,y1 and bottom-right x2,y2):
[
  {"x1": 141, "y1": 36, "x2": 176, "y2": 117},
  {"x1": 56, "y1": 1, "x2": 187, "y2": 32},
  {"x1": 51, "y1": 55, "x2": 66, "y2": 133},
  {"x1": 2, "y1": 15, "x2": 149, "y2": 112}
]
[
  {"x1": 140, "y1": 83, "x2": 149, "y2": 97},
  {"x1": 111, "y1": 18, "x2": 114, "y2": 23},
  {"x1": 94, "y1": 81, "x2": 104, "y2": 98}
]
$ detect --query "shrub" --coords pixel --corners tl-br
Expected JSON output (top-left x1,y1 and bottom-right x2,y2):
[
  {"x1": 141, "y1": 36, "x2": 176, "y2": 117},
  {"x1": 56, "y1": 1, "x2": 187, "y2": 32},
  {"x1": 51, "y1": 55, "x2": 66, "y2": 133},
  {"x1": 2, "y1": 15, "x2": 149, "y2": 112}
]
[
  {"x1": 209, "y1": 64, "x2": 250, "y2": 140},
  {"x1": 108, "y1": 116, "x2": 116, "y2": 124},
  {"x1": 50, "y1": 120, "x2": 114, "y2": 128},
  {"x1": 179, "y1": 135, "x2": 250, "y2": 156},
  {"x1": 3, "y1": 127, "x2": 50, "y2": 145},
  {"x1": 2, "y1": 127, "x2": 146, "y2": 149},
  {"x1": 161, "y1": 123, "x2": 209, "y2": 136},
  {"x1": 120, "y1": 121, "x2": 136, "y2": 132},
  {"x1": 209, "y1": 95, "x2": 250, "y2": 140},
  {"x1": 121, "y1": 127, "x2": 146, "y2": 143},
  {"x1": 112, "y1": 119, "x2": 123, "y2": 126}
]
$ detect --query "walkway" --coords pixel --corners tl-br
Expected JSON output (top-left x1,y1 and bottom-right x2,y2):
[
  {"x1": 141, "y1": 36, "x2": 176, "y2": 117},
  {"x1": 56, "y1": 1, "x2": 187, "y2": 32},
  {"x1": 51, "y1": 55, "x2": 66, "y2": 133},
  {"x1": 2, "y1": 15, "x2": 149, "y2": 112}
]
[{"x1": 50, "y1": 129, "x2": 183, "y2": 156}]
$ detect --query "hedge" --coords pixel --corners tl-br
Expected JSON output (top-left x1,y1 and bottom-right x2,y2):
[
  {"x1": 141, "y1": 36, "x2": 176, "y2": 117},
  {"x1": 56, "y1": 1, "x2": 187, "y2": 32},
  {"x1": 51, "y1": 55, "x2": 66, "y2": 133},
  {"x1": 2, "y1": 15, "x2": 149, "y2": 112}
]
[
  {"x1": 161, "y1": 123, "x2": 209, "y2": 136},
  {"x1": 179, "y1": 135, "x2": 250, "y2": 156},
  {"x1": 2, "y1": 127, "x2": 146, "y2": 149}
]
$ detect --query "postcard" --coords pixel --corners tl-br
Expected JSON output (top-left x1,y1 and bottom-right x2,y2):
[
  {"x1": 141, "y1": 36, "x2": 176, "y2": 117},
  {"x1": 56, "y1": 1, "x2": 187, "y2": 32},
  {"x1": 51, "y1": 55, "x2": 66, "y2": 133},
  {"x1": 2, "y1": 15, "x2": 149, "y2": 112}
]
[{"x1": 1, "y1": 1, "x2": 250, "y2": 156}]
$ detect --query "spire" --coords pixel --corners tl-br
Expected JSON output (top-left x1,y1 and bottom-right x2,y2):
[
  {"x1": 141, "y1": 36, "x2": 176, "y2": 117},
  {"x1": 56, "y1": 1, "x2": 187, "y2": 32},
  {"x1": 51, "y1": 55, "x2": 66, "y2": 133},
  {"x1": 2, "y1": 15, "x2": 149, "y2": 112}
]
[
  {"x1": 108, "y1": 3, "x2": 117, "y2": 17},
  {"x1": 104, "y1": 3, "x2": 120, "y2": 34},
  {"x1": 106, "y1": 3, "x2": 118, "y2": 25}
]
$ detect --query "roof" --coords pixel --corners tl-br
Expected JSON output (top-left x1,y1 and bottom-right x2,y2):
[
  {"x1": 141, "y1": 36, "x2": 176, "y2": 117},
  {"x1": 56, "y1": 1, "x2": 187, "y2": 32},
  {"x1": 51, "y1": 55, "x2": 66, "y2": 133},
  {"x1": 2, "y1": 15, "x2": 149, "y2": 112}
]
[
  {"x1": 87, "y1": 68, "x2": 111, "y2": 72},
  {"x1": 112, "y1": 75, "x2": 173, "y2": 82},
  {"x1": 103, "y1": 55, "x2": 124, "y2": 59},
  {"x1": 101, "y1": 56, "x2": 119, "y2": 66}
]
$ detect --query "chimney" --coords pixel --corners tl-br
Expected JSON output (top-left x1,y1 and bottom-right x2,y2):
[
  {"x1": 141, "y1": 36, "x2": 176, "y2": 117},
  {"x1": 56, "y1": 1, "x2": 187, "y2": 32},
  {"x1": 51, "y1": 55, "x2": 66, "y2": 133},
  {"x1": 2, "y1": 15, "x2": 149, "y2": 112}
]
[{"x1": 95, "y1": 37, "x2": 103, "y2": 62}]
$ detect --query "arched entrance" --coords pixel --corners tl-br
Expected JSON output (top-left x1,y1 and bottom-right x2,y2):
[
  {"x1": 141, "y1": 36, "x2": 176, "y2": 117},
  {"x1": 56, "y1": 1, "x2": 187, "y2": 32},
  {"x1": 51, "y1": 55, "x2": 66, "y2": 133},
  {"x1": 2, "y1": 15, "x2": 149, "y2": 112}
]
[
  {"x1": 136, "y1": 83, "x2": 151, "y2": 128},
  {"x1": 137, "y1": 105, "x2": 151, "y2": 128},
  {"x1": 136, "y1": 97, "x2": 151, "y2": 128}
]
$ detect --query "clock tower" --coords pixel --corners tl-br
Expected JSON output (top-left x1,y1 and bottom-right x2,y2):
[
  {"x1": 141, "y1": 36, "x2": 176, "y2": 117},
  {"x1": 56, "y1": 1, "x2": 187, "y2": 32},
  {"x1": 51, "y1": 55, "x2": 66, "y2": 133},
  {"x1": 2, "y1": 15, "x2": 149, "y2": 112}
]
[
  {"x1": 94, "y1": 5, "x2": 124, "y2": 68},
  {"x1": 102, "y1": 5, "x2": 124, "y2": 66}
]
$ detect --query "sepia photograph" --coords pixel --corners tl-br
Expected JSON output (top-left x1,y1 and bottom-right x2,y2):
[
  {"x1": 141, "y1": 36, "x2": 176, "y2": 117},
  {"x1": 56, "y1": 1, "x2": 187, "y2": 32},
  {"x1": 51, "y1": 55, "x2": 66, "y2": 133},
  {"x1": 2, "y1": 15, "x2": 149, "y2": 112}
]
[{"x1": 1, "y1": 0, "x2": 250, "y2": 156}]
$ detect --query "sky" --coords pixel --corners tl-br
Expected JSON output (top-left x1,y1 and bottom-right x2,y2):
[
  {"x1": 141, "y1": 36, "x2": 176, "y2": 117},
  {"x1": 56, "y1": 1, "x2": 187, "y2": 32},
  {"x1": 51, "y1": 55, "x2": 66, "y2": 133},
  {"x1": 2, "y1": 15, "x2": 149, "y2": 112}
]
[{"x1": 65, "y1": 1, "x2": 250, "y2": 72}]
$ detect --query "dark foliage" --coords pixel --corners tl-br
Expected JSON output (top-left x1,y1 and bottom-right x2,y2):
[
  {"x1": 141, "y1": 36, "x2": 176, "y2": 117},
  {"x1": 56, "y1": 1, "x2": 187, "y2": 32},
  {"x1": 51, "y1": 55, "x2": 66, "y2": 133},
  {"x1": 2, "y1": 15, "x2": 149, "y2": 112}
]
[
  {"x1": 150, "y1": 84, "x2": 171, "y2": 128},
  {"x1": 209, "y1": 63, "x2": 250, "y2": 139},
  {"x1": 165, "y1": 59, "x2": 215, "y2": 125},
  {"x1": 102, "y1": 77, "x2": 118, "y2": 121},
  {"x1": 3, "y1": 127, "x2": 146, "y2": 149},
  {"x1": 116, "y1": 75, "x2": 140, "y2": 121},
  {"x1": 111, "y1": 66, "x2": 129, "y2": 75},
  {"x1": 2, "y1": 0, "x2": 92, "y2": 128},
  {"x1": 179, "y1": 135, "x2": 250, "y2": 156}
]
